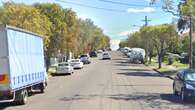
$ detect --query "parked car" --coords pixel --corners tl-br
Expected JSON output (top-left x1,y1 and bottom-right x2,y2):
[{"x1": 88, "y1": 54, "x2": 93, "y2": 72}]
[
  {"x1": 0, "y1": 25, "x2": 47, "y2": 104},
  {"x1": 70, "y1": 59, "x2": 83, "y2": 69},
  {"x1": 102, "y1": 52, "x2": 111, "y2": 60},
  {"x1": 97, "y1": 49, "x2": 103, "y2": 53},
  {"x1": 54, "y1": 62, "x2": 74, "y2": 75},
  {"x1": 173, "y1": 69, "x2": 195, "y2": 101},
  {"x1": 179, "y1": 52, "x2": 189, "y2": 64},
  {"x1": 121, "y1": 47, "x2": 131, "y2": 54},
  {"x1": 80, "y1": 54, "x2": 91, "y2": 64},
  {"x1": 89, "y1": 51, "x2": 98, "y2": 57}
]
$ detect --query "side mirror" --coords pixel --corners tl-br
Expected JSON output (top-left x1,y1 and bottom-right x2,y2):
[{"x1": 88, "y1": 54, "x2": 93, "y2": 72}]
[
  {"x1": 175, "y1": 75, "x2": 181, "y2": 80},
  {"x1": 178, "y1": 76, "x2": 184, "y2": 81}
]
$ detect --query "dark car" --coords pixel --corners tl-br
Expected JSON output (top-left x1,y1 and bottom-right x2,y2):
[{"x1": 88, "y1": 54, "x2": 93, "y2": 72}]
[
  {"x1": 89, "y1": 51, "x2": 97, "y2": 57},
  {"x1": 179, "y1": 53, "x2": 189, "y2": 64},
  {"x1": 80, "y1": 54, "x2": 91, "y2": 64},
  {"x1": 173, "y1": 69, "x2": 195, "y2": 101}
]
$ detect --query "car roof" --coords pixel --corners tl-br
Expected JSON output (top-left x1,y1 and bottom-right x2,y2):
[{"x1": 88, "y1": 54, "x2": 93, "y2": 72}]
[
  {"x1": 71, "y1": 59, "x2": 80, "y2": 60},
  {"x1": 179, "y1": 68, "x2": 195, "y2": 73}
]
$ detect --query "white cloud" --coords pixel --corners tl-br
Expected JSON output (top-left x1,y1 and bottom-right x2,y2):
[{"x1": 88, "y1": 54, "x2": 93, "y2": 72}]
[
  {"x1": 1, "y1": 0, "x2": 11, "y2": 2},
  {"x1": 144, "y1": 0, "x2": 151, "y2": 2},
  {"x1": 118, "y1": 31, "x2": 131, "y2": 36},
  {"x1": 127, "y1": 7, "x2": 155, "y2": 13},
  {"x1": 110, "y1": 40, "x2": 120, "y2": 50},
  {"x1": 118, "y1": 29, "x2": 138, "y2": 36}
]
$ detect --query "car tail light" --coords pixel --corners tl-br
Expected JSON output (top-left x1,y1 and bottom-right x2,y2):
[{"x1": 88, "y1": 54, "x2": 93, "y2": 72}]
[{"x1": 0, "y1": 74, "x2": 8, "y2": 84}]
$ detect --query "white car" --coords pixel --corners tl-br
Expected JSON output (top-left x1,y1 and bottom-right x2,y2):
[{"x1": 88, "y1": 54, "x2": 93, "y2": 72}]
[
  {"x1": 55, "y1": 62, "x2": 74, "y2": 75},
  {"x1": 70, "y1": 59, "x2": 84, "y2": 69},
  {"x1": 102, "y1": 52, "x2": 111, "y2": 60},
  {"x1": 80, "y1": 54, "x2": 91, "y2": 64},
  {"x1": 97, "y1": 49, "x2": 103, "y2": 53}
]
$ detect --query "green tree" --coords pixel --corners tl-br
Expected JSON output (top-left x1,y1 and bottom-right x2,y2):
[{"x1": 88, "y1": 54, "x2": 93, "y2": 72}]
[
  {"x1": 0, "y1": 3, "x2": 52, "y2": 47},
  {"x1": 127, "y1": 24, "x2": 178, "y2": 68},
  {"x1": 140, "y1": 26, "x2": 156, "y2": 63},
  {"x1": 119, "y1": 40, "x2": 128, "y2": 48},
  {"x1": 150, "y1": 24, "x2": 178, "y2": 68},
  {"x1": 78, "y1": 18, "x2": 110, "y2": 53},
  {"x1": 35, "y1": 3, "x2": 70, "y2": 57}
]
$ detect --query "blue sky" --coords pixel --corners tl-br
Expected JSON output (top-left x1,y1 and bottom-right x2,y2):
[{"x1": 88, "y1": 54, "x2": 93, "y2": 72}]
[{"x1": 1, "y1": 0, "x2": 180, "y2": 41}]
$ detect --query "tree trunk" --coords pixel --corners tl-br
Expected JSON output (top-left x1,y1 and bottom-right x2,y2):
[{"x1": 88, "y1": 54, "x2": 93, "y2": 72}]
[
  {"x1": 158, "y1": 54, "x2": 162, "y2": 69},
  {"x1": 149, "y1": 55, "x2": 152, "y2": 64},
  {"x1": 145, "y1": 50, "x2": 149, "y2": 63}
]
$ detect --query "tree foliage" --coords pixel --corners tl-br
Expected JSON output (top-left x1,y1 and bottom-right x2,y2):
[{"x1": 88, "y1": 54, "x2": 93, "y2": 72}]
[
  {"x1": 151, "y1": 0, "x2": 195, "y2": 33},
  {"x1": 0, "y1": 3, "x2": 52, "y2": 47},
  {"x1": 78, "y1": 19, "x2": 110, "y2": 53},
  {"x1": 0, "y1": 3, "x2": 110, "y2": 57},
  {"x1": 119, "y1": 40, "x2": 128, "y2": 48},
  {"x1": 127, "y1": 24, "x2": 178, "y2": 68}
]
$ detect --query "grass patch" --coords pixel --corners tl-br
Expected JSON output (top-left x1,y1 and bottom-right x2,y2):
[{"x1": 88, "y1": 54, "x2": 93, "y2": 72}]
[
  {"x1": 48, "y1": 66, "x2": 57, "y2": 75},
  {"x1": 172, "y1": 61, "x2": 188, "y2": 68},
  {"x1": 146, "y1": 59, "x2": 188, "y2": 77}
]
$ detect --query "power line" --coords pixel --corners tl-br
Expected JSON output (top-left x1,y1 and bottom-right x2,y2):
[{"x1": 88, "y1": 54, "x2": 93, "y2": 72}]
[
  {"x1": 55, "y1": 0, "x2": 125, "y2": 13},
  {"x1": 98, "y1": 0, "x2": 162, "y2": 8}
]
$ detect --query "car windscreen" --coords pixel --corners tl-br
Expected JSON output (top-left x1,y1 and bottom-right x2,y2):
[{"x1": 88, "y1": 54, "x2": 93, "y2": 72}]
[
  {"x1": 58, "y1": 63, "x2": 69, "y2": 66},
  {"x1": 185, "y1": 73, "x2": 195, "y2": 81}
]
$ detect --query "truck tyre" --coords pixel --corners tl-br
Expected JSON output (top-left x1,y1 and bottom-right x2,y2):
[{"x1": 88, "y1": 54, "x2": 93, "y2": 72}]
[
  {"x1": 16, "y1": 89, "x2": 28, "y2": 105},
  {"x1": 40, "y1": 83, "x2": 46, "y2": 93}
]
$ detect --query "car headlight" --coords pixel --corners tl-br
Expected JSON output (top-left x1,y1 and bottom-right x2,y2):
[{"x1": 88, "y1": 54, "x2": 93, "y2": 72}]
[{"x1": 186, "y1": 84, "x2": 195, "y2": 90}]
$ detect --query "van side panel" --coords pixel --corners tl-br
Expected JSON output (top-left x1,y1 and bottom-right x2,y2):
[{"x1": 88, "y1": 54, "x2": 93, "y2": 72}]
[
  {"x1": 7, "y1": 29, "x2": 46, "y2": 90},
  {"x1": 0, "y1": 27, "x2": 10, "y2": 90}
]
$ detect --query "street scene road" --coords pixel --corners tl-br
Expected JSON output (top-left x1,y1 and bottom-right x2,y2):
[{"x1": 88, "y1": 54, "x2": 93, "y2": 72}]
[{"x1": 1, "y1": 51, "x2": 195, "y2": 110}]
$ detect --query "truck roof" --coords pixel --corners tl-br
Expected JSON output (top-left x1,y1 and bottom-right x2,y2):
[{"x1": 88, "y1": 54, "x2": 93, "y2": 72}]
[{"x1": 0, "y1": 24, "x2": 45, "y2": 39}]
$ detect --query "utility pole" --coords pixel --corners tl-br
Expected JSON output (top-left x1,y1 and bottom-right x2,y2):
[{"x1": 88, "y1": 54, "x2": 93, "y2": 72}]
[
  {"x1": 187, "y1": 0, "x2": 194, "y2": 69},
  {"x1": 142, "y1": 16, "x2": 151, "y2": 26},
  {"x1": 189, "y1": 16, "x2": 193, "y2": 68}
]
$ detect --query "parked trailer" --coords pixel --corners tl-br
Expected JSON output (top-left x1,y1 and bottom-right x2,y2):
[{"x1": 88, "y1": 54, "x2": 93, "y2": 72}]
[{"x1": 0, "y1": 25, "x2": 47, "y2": 104}]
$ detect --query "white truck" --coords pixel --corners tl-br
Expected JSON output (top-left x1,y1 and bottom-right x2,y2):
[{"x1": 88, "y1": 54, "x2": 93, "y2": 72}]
[{"x1": 0, "y1": 25, "x2": 47, "y2": 104}]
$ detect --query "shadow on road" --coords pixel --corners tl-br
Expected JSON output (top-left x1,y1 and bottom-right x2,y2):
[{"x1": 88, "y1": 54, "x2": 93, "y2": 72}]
[
  {"x1": 120, "y1": 68, "x2": 151, "y2": 72},
  {"x1": 117, "y1": 71, "x2": 161, "y2": 77},
  {"x1": 109, "y1": 93, "x2": 195, "y2": 109},
  {"x1": 51, "y1": 74, "x2": 71, "y2": 77},
  {"x1": 112, "y1": 58, "x2": 126, "y2": 61},
  {"x1": 0, "y1": 102, "x2": 21, "y2": 110},
  {"x1": 0, "y1": 90, "x2": 45, "y2": 110},
  {"x1": 59, "y1": 92, "x2": 195, "y2": 109}
]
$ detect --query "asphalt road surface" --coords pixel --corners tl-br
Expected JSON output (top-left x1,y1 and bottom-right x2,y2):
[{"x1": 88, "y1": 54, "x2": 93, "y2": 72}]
[{"x1": 1, "y1": 51, "x2": 195, "y2": 110}]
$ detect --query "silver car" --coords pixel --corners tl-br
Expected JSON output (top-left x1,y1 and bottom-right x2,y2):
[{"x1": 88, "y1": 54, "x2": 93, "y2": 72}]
[
  {"x1": 70, "y1": 59, "x2": 84, "y2": 69},
  {"x1": 55, "y1": 62, "x2": 74, "y2": 75},
  {"x1": 102, "y1": 52, "x2": 111, "y2": 60}
]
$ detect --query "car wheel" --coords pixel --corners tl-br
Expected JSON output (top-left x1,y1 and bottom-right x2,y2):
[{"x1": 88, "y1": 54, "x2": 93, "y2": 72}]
[
  {"x1": 173, "y1": 85, "x2": 178, "y2": 96},
  {"x1": 181, "y1": 88, "x2": 188, "y2": 102}
]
